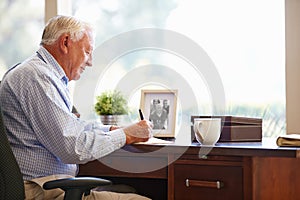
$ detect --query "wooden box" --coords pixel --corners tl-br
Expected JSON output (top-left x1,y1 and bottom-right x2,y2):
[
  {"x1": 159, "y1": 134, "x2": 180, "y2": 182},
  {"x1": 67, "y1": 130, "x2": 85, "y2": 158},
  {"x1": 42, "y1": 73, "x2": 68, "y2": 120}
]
[{"x1": 191, "y1": 116, "x2": 262, "y2": 142}]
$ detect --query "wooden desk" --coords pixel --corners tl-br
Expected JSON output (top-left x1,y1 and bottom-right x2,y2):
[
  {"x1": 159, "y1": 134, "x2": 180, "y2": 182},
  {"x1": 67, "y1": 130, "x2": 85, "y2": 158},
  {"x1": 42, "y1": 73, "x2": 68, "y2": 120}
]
[{"x1": 79, "y1": 139, "x2": 300, "y2": 200}]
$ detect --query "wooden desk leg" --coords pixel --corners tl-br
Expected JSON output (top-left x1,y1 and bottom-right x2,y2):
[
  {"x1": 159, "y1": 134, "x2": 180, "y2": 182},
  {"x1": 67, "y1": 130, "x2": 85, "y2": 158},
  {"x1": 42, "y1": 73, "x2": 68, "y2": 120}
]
[
  {"x1": 168, "y1": 155, "x2": 175, "y2": 200},
  {"x1": 243, "y1": 157, "x2": 253, "y2": 200}
]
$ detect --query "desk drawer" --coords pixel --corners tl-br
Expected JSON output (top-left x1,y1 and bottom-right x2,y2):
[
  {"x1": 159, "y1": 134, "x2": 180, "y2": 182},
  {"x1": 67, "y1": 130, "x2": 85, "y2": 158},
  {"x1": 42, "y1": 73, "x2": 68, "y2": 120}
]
[{"x1": 173, "y1": 161, "x2": 243, "y2": 200}]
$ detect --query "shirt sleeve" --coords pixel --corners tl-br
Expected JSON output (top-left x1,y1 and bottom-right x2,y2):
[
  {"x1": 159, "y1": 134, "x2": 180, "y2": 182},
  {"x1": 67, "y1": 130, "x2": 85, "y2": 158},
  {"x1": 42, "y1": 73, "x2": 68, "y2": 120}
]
[
  {"x1": 21, "y1": 75, "x2": 126, "y2": 164},
  {"x1": 97, "y1": 124, "x2": 111, "y2": 132}
]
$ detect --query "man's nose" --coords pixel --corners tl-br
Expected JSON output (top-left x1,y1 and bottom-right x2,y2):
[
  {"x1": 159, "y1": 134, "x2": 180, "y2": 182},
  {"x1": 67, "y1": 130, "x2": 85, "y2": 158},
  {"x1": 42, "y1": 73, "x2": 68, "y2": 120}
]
[{"x1": 86, "y1": 54, "x2": 92, "y2": 66}]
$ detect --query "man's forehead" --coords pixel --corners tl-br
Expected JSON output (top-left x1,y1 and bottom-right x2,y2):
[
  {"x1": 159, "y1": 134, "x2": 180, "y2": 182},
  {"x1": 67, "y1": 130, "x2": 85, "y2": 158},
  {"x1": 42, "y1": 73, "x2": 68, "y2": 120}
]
[{"x1": 83, "y1": 31, "x2": 95, "y2": 50}]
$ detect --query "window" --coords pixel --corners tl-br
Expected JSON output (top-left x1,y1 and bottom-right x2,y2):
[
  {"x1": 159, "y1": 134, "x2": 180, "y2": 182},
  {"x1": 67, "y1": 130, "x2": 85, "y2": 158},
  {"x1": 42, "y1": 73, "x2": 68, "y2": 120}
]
[
  {"x1": 72, "y1": 0, "x2": 285, "y2": 138},
  {"x1": 0, "y1": 0, "x2": 285, "y2": 138},
  {"x1": 0, "y1": 0, "x2": 44, "y2": 76}
]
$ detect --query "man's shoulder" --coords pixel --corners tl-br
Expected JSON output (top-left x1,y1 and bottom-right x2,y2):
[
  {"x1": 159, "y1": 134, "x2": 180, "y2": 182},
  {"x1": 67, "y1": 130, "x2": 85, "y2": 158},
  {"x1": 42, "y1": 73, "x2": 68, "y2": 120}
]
[{"x1": 6, "y1": 55, "x2": 53, "y2": 82}]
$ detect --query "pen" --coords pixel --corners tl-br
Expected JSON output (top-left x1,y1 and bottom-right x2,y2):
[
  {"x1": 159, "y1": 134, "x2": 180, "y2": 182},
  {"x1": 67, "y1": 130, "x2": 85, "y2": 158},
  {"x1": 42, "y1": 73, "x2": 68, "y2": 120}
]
[{"x1": 139, "y1": 109, "x2": 144, "y2": 120}]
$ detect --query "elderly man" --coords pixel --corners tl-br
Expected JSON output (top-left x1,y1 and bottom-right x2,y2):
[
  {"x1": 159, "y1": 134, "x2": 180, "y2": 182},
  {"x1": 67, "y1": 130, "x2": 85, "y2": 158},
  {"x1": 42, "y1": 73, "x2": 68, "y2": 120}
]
[{"x1": 0, "y1": 15, "x2": 152, "y2": 200}]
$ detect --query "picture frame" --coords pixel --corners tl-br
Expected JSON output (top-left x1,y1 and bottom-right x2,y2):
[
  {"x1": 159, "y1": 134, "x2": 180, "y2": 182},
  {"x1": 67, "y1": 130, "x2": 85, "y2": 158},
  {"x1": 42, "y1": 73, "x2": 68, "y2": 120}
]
[{"x1": 140, "y1": 89, "x2": 178, "y2": 138}]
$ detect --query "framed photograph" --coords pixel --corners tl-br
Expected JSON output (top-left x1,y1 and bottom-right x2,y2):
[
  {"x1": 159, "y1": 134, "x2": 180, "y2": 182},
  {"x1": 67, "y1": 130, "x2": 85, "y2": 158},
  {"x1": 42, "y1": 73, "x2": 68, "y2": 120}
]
[{"x1": 140, "y1": 89, "x2": 178, "y2": 138}]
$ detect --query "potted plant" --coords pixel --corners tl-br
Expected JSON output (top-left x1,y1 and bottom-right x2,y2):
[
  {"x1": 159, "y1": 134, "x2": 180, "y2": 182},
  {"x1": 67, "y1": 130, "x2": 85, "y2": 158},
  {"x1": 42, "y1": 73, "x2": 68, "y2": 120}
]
[{"x1": 94, "y1": 90, "x2": 128, "y2": 125}]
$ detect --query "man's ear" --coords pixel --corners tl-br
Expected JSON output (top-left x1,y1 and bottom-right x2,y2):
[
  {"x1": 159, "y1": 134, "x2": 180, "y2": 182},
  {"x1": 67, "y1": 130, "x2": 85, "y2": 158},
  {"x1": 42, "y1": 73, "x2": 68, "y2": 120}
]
[{"x1": 60, "y1": 34, "x2": 69, "y2": 54}]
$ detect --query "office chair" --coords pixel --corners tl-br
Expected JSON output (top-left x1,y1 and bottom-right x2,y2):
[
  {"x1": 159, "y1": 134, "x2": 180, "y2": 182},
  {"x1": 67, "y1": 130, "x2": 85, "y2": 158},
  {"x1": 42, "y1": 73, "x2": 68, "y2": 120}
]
[{"x1": 0, "y1": 105, "x2": 112, "y2": 200}]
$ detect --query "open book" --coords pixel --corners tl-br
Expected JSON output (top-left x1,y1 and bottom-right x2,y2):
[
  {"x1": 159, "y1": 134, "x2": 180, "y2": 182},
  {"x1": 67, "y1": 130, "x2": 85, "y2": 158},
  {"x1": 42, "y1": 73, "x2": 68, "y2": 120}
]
[{"x1": 276, "y1": 134, "x2": 300, "y2": 146}]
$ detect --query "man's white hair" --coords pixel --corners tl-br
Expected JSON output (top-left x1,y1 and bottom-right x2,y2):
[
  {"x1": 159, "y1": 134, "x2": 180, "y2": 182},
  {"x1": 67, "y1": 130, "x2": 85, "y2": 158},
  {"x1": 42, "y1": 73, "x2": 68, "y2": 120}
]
[{"x1": 41, "y1": 15, "x2": 94, "y2": 45}]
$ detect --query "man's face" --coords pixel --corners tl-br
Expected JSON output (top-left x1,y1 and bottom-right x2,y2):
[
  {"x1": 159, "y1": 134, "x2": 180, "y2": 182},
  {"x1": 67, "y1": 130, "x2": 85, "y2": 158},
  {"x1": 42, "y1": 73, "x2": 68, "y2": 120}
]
[
  {"x1": 68, "y1": 30, "x2": 94, "y2": 81},
  {"x1": 163, "y1": 100, "x2": 167, "y2": 107},
  {"x1": 153, "y1": 99, "x2": 159, "y2": 108},
  {"x1": 156, "y1": 104, "x2": 163, "y2": 114}
]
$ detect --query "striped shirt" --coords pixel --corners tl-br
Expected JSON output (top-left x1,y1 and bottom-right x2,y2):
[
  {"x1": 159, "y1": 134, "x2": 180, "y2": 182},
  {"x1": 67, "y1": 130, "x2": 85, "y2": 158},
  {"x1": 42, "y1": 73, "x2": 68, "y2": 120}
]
[{"x1": 0, "y1": 46, "x2": 126, "y2": 181}]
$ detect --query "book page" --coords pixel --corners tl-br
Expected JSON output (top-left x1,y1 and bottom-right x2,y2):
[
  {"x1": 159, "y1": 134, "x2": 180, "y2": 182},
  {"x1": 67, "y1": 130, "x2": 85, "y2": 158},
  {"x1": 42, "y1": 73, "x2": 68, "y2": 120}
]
[
  {"x1": 276, "y1": 134, "x2": 300, "y2": 146},
  {"x1": 135, "y1": 137, "x2": 174, "y2": 145}
]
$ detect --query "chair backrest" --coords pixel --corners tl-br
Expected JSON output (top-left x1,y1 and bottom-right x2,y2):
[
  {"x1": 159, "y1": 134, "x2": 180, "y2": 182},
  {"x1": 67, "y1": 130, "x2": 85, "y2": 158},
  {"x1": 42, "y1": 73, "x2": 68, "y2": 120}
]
[{"x1": 0, "y1": 105, "x2": 25, "y2": 199}]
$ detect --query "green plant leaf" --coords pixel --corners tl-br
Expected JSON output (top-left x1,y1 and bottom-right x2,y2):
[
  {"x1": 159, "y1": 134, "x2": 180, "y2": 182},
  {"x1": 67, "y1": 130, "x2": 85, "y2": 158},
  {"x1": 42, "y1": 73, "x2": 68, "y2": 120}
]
[{"x1": 94, "y1": 90, "x2": 128, "y2": 115}]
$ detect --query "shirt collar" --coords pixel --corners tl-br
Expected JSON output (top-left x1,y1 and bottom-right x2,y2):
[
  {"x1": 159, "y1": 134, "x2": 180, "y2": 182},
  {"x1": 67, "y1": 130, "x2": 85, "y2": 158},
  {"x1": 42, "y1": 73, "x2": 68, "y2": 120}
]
[{"x1": 36, "y1": 46, "x2": 69, "y2": 85}]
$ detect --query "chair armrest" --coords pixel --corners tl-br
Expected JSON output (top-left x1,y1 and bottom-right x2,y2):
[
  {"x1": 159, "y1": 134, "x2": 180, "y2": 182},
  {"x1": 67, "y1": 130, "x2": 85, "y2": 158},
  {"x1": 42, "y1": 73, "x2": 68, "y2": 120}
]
[{"x1": 43, "y1": 177, "x2": 112, "y2": 199}]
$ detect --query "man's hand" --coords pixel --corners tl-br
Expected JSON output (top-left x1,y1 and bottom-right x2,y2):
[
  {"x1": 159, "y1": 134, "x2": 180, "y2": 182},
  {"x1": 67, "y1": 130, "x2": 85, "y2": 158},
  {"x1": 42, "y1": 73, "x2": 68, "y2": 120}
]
[
  {"x1": 109, "y1": 125, "x2": 120, "y2": 131},
  {"x1": 123, "y1": 120, "x2": 153, "y2": 144}
]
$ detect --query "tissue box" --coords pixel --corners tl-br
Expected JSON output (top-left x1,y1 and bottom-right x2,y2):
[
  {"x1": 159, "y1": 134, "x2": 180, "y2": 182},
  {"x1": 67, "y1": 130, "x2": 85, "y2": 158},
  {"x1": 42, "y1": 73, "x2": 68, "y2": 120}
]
[{"x1": 191, "y1": 116, "x2": 262, "y2": 142}]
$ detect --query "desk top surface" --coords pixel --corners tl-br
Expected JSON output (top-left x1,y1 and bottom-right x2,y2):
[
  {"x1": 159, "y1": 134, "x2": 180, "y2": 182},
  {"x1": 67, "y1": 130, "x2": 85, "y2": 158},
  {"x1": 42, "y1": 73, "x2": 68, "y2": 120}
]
[{"x1": 123, "y1": 137, "x2": 300, "y2": 158}]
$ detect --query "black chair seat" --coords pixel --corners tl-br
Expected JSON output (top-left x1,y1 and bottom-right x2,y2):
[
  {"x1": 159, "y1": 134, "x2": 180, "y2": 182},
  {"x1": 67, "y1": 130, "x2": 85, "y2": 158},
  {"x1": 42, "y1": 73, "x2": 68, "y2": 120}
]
[{"x1": 43, "y1": 177, "x2": 112, "y2": 199}]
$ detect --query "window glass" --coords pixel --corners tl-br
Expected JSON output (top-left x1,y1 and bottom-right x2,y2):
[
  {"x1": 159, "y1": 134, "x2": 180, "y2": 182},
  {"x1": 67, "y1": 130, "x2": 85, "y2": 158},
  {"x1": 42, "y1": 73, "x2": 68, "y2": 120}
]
[
  {"x1": 0, "y1": 0, "x2": 44, "y2": 77},
  {"x1": 73, "y1": 0, "x2": 285, "y2": 138}
]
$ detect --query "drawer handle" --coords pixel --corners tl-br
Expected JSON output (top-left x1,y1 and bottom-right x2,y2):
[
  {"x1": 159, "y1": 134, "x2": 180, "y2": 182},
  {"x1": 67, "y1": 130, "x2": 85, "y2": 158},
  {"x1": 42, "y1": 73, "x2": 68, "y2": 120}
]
[{"x1": 185, "y1": 179, "x2": 224, "y2": 189}]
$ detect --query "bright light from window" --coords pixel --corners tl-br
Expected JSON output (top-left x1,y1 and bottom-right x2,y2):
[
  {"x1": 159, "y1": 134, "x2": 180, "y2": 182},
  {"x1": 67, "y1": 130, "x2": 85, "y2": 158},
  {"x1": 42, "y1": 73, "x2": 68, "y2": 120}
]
[{"x1": 73, "y1": 0, "x2": 285, "y2": 137}]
